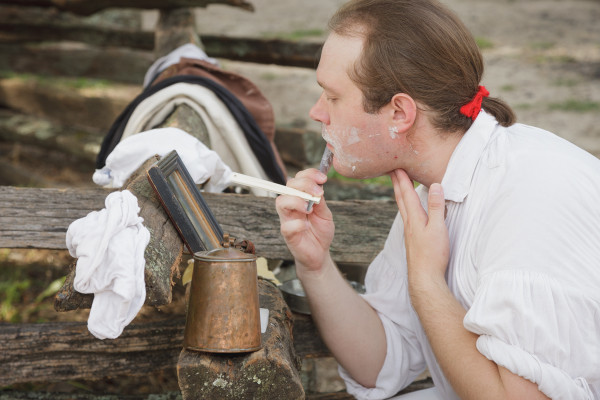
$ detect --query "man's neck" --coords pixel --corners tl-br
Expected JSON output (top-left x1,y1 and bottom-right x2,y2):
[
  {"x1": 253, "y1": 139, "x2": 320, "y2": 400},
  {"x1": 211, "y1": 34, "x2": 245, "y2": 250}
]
[{"x1": 403, "y1": 118, "x2": 464, "y2": 188}]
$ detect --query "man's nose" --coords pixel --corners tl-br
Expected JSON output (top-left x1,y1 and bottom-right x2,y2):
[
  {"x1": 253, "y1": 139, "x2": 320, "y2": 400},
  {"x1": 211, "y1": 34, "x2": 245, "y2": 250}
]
[{"x1": 309, "y1": 94, "x2": 329, "y2": 125}]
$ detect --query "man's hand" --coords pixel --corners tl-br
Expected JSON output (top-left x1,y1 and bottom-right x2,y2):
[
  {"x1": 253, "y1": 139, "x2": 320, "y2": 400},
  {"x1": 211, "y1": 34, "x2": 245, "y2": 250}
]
[
  {"x1": 390, "y1": 169, "x2": 550, "y2": 399},
  {"x1": 276, "y1": 169, "x2": 334, "y2": 274},
  {"x1": 390, "y1": 169, "x2": 449, "y2": 287}
]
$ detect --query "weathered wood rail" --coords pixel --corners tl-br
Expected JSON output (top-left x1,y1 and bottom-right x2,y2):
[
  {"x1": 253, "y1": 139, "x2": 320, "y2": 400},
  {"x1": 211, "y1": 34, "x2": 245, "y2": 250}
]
[
  {"x1": 0, "y1": 185, "x2": 400, "y2": 398},
  {"x1": 0, "y1": 5, "x2": 323, "y2": 82},
  {"x1": 0, "y1": 0, "x2": 254, "y2": 15},
  {"x1": 0, "y1": 186, "x2": 396, "y2": 264}
]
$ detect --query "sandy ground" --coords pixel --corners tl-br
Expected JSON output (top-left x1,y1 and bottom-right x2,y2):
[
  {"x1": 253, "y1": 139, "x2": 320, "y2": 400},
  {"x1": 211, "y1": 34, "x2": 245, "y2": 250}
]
[{"x1": 146, "y1": 0, "x2": 600, "y2": 157}]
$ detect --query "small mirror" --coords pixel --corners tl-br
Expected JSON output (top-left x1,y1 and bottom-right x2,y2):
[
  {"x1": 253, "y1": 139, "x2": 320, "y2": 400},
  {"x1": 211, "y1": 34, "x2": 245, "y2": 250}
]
[{"x1": 147, "y1": 150, "x2": 223, "y2": 253}]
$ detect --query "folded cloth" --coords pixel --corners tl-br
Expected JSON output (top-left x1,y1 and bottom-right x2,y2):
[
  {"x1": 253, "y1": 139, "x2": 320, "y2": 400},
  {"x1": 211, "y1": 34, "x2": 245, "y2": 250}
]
[
  {"x1": 152, "y1": 57, "x2": 276, "y2": 144},
  {"x1": 143, "y1": 43, "x2": 219, "y2": 88},
  {"x1": 93, "y1": 127, "x2": 233, "y2": 192},
  {"x1": 117, "y1": 84, "x2": 274, "y2": 196},
  {"x1": 95, "y1": 76, "x2": 286, "y2": 185},
  {"x1": 66, "y1": 190, "x2": 150, "y2": 339}
]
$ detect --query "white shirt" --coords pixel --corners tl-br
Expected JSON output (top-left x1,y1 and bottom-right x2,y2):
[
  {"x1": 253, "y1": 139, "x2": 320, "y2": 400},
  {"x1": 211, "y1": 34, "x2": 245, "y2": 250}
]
[{"x1": 340, "y1": 111, "x2": 600, "y2": 400}]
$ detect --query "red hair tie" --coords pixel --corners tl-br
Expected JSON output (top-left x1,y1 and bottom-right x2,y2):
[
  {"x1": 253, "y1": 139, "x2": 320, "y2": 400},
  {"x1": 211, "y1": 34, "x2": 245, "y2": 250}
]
[{"x1": 460, "y1": 85, "x2": 489, "y2": 120}]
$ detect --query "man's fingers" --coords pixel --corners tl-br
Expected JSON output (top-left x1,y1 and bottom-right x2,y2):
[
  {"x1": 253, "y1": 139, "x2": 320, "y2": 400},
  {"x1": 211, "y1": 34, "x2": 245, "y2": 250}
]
[
  {"x1": 294, "y1": 168, "x2": 328, "y2": 185},
  {"x1": 280, "y1": 218, "x2": 309, "y2": 239},
  {"x1": 391, "y1": 169, "x2": 427, "y2": 223},
  {"x1": 276, "y1": 194, "x2": 309, "y2": 217},
  {"x1": 390, "y1": 171, "x2": 408, "y2": 221},
  {"x1": 427, "y1": 183, "x2": 446, "y2": 226},
  {"x1": 287, "y1": 176, "x2": 324, "y2": 199}
]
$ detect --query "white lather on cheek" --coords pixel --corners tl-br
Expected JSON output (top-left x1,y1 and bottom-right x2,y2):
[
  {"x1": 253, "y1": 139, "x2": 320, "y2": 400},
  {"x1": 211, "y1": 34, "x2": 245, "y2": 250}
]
[
  {"x1": 389, "y1": 126, "x2": 399, "y2": 139},
  {"x1": 322, "y1": 125, "x2": 362, "y2": 169},
  {"x1": 346, "y1": 127, "x2": 361, "y2": 145}
]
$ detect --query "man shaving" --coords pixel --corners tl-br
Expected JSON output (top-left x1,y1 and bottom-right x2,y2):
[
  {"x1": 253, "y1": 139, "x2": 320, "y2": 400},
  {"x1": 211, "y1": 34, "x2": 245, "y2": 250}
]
[{"x1": 276, "y1": 0, "x2": 600, "y2": 399}]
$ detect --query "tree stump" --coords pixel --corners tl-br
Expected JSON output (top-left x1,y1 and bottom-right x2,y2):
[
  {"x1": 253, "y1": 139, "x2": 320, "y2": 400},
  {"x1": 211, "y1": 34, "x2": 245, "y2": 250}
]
[{"x1": 177, "y1": 279, "x2": 304, "y2": 400}]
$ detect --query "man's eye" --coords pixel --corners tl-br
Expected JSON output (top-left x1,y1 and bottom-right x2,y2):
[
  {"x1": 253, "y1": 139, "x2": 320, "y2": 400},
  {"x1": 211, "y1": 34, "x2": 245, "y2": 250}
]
[{"x1": 327, "y1": 97, "x2": 337, "y2": 103}]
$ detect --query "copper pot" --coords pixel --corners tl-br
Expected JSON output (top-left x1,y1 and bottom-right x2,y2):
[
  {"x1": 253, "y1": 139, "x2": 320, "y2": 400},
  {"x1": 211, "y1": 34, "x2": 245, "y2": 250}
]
[{"x1": 183, "y1": 240, "x2": 261, "y2": 353}]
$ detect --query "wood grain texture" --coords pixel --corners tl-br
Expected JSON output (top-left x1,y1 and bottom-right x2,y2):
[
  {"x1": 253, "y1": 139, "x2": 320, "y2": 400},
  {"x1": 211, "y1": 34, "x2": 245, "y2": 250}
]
[
  {"x1": 0, "y1": 0, "x2": 253, "y2": 16},
  {"x1": 0, "y1": 186, "x2": 396, "y2": 264},
  {"x1": 1, "y1": 286, "x2": 326, "y2": 387}
]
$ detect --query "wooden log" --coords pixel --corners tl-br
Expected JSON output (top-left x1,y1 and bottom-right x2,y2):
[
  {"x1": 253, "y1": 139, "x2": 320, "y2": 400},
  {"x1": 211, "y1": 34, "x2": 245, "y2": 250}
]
[
  {"x1": 0, "y1": 6, "x2": 155, "y2": 50},
  {"x1": 0, "y1": 314, "x2": 323, "y2": 387},
  {"x1": 0, "y1": 0, "x2": 254, "y2": 16},
  {"x1": 0, "y1": 23, "x2": 322, "y2": 69},
  {"x1": 0, "y1": 393, "x2": 183, "y2": 400},
  {"x1": 155, "y1": 8, "x2": 203, "y2": 59},
  {"x1": 0, "y1": 108, "x2": 102, "y2": 163},
  {"x1": 292, "y1": 314, "x2": 330, "y2": 359},
  {"x1": 177, "y1": 279, "x2": 304, "y2": 400},
  {"x1": 0, "y1": 309, "x2": 433, "y2": 392},
  {"x1": 0, "y1": 43, "x2": 154, "y2": 85},
  {"x1": 0, "y1": 186, "x2": 396, "y2": 264},
  {"x1": 0, "y1": 74, "x2": 135, "y2": 132},
  {"x1": 0, "y1": 318, "x2": 184, "y2": 386}
]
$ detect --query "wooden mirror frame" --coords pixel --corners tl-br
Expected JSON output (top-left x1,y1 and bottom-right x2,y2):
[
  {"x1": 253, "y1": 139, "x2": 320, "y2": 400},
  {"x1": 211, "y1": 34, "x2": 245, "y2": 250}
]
[{"x1": 147, "y1": 150, "x2": 224, "y2": 254}]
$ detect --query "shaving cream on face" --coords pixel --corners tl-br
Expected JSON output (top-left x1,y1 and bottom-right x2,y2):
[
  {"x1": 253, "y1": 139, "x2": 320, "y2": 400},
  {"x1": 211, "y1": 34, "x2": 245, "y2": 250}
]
[
  {"x1": 347, "y1": 127, "x2": 361, "y2": 145},
  {"x1": 321, "y1": 118, "x2": 402, "y2": 177},
  {"x1": 322, "y1": 125, "x2": 363, "y2": 169}
]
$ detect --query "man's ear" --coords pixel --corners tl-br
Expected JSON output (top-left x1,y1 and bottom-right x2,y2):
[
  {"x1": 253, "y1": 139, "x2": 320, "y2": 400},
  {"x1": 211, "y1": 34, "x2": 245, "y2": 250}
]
[{"x1": 390, "y1": 93, "x2": 417, "y2": 131}]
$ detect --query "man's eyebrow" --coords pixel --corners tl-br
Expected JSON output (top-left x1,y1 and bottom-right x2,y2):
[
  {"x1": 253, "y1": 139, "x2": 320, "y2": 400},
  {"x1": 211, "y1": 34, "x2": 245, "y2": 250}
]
[{"x1": 317, "y1": 80, "x2": 339, "y2": 94}]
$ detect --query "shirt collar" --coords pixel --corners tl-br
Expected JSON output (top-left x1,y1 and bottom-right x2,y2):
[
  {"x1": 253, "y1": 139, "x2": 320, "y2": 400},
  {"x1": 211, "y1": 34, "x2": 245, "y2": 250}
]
[{"x1": 441, "y1": 110, "x2": 499, "y2": 203}]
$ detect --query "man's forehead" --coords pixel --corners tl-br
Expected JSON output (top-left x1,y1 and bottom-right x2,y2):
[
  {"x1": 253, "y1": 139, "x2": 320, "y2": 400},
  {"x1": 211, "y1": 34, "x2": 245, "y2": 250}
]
[
  {"x1": 321, "y1": 33, "x2": 363, "y2": 63},
  {"x1": 317, "y1": 33, "x2": 363, "y2": 84}
]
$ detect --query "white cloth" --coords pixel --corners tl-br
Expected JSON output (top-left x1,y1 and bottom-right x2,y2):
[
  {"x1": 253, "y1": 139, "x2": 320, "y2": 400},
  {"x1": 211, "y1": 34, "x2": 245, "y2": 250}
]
[
  {"x1": 340, "y1": 111, "x2": 600, "y2": 399},
  {"x1": 66, "y1": 190, "x2": 151, "y2": 340},
  {"x1": 118, "y1": 82, "x2": 272, "y2": 197},
  {"x1": 93, "y1": 127, "x2": 232, "y2": 192},
  {"x1": 143, "y1": 43, "x2": 219, "y2": 88}
]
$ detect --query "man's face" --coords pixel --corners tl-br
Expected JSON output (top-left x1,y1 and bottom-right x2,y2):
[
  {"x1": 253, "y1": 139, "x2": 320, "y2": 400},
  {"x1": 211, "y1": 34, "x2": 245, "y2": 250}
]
[{"x1": 310, "y1": 33, "x2": 409, "y2": 179}]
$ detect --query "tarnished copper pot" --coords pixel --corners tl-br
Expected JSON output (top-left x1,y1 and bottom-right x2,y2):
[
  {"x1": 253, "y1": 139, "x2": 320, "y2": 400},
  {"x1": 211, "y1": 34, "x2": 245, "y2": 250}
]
[{"x1": 183, "y1": 242, "x2": 261, "y2": 353}]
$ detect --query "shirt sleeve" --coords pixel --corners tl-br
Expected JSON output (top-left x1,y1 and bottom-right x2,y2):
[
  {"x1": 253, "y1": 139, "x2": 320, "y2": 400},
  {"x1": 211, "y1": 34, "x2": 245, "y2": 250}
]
[
  {"x1": 339, "y1": 212, "x2": 427, "y2": 400},
  {"x1": 463, "y1": 269, "x2": 599, "y2": 400},
  {"x1": 462, "y1": 138, "x2": 600, "y2": 400}
]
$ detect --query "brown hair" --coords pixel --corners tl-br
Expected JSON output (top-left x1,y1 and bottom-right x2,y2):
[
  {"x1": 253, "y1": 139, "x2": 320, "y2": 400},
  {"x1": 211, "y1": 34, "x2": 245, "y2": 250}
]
[{"x1": 328, "y1": 0, "x2": 515, "y2": 132}]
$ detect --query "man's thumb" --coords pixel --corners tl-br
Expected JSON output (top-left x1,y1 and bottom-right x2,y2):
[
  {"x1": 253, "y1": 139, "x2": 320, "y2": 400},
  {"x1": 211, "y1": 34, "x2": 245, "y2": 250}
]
[{"x1": 428, "y1": 183, "x2": 446, "y2": 221}]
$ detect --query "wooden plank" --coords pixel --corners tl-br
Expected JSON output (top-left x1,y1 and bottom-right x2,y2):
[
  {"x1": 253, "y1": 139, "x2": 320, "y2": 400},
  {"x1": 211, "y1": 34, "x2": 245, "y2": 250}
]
[
  {"x1": 292, "y1": 313, "x2": 331, "y2": 359},
  {"x1": 0, "y1": 0, "x2": 254, "y2": 16},
  {"x1": 0, "y1": 33, "x2": 322, "y2": 70},
  {"x1": 0, "y1": 393, "x2": 183, "y2": 400},
  {"x1": 0, "y1": 109, "x2": 101, "y2": 163},
  {"x1": 0, "y1": 319, "x2": 184, "y2": 386},
  {"x1": 0, "y1": 43, "x2": 154, "y2": 85},
  {"x1": 0, "y1": 186, "x2": 396, "y2": 264},
  {"x1": 0, "y1": 310, "x2": 325, "y2": 386}
]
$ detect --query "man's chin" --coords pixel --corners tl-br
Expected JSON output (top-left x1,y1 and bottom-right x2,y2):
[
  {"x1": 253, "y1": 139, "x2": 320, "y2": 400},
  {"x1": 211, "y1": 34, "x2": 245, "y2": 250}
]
[{"x1": 336, "y1": 167, "x2": 382, "y2": 180}]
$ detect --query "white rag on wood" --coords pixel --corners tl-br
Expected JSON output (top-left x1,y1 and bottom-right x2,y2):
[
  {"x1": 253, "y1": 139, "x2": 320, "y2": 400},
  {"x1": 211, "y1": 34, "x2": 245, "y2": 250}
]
[
  {"x1": 93, "y1": 127, "x2": 233, "y2": 192},
  {"x1": 66, "y1": 190, "x2": 151, "y2": 340}
]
